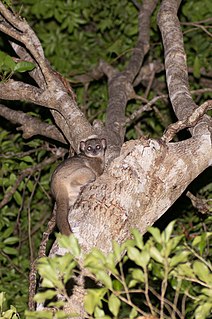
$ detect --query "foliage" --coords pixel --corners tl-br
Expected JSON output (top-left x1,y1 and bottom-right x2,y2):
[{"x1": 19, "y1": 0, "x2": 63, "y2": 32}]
[
  {"x1": 0, "y1": 51, "x2": 35, "y2": 81},
  {"x1": 0, "y1": 131, "x2": 56, "y2": 313},
  {"x1": 0, "y1": 292, "x2": 20, "y2": 319},
  {"x1": 20, "y1": 222, "x2": 212, "y2": 319}
]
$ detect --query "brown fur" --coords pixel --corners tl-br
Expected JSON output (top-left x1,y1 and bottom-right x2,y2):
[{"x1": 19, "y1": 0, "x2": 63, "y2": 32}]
[{"x1": 51, "y1": 138, "x2": 106, "y2": 235}]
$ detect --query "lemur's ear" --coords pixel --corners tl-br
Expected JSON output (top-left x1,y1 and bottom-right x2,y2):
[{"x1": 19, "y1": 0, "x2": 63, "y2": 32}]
[
  {"x1": 101, "y1": 138, "x2": 107, "y2": 149},
  {"x1": 79, "y1": 141, "x2": 86, "y2": 152}
]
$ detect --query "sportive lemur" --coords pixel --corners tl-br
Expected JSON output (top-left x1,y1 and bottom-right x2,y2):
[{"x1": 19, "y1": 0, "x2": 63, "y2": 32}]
[{"x1": 51, "y1": 138, "x2": 107, "y2": 235}]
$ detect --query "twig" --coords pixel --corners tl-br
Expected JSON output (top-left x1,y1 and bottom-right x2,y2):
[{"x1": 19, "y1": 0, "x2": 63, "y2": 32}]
[
  {"x1": 0, "y1": 104, "x2": 67, "y2": 144},
  {"x1": 28, "y1": 259, "x2": 37, "y2": 311},
  {"x1": 186, "y1": 191, "x2": 211, "y2": 214},
  {"x1": 126, "y1": 94, "x2": 168, "y2": 125},
  {"x1": 184, "y1": 244, "x2": 212, "y2": 271},
  {"x1": 126, "y1": 88, "x2": 212, "y2": 126},
  {"x1": 162, "y1": 100, "x2": 212, "y2": 142},
  {"x1": 148, "y1": 286, "x2": 184, "y2": 319},
  {"x1": 38, "y1": 206, "x2": 57, "y2": 258},
  {"x1": 27, "y1": 172, "x2": 41, "y2": 263}
]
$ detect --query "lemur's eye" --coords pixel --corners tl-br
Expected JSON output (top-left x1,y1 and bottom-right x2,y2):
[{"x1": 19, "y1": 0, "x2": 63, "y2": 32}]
[
  {"x1": 87, "y1": 146, "x2": 92, "y2": 151},
  {"x1": 96, "y1": 145, "x2": 101, "y2": 150}
]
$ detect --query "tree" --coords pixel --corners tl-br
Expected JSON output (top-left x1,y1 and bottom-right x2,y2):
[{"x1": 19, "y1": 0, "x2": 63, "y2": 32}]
[{"x1": 0, "y1": 0, "x2": 211, "y2": 317}]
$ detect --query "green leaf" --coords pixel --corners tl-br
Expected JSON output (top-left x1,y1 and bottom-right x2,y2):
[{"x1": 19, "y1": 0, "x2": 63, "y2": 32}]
[
  {"x1": 54, "y1": 310, "x2": 70, "y2": 319},
  {"x1": 0, "y1": 306, "x2": 18, "y2": 319},
  {"x1": 0, "y1": 292, "x2": 6, "y2": 309},
  {"x1": 96, "y1": 270, "x2": 112, "y2": 289},
  {"x1": 162, "y1": 220, "x2": 176, "y2": 243},
  {"x1": 192, "y1": 233, "x2": 211, "y2": 247},
  {"x1": 127, "y1": 246, "x2": 144, "y2": 268},
  {"x1": 129, "y1": 307, "x2": 138, "y2": 319},
  {"x1": 131, "y1": 228, "x2": 144, "y2": 249},
  {"x1": 169, "y1": 251, "x2": 190, "y2": 268},
  {"x1": 1, "y1": 227, "x2": 15, "y2": 239},
  {"x1": 112, "y1": 240, "x2": 122, "y2": 262},
  {"x1": 165, "y1": 235, "x2": 183, "y2": 257},
  {"x1": 84, "y1": 288, "x2": 107, "y2": 315},
  {"x1": 84, "y1": 248, "x2": 106, "y2": 271},
  {"x1": 113, "y1": 279, "x2": 123, "y2": 291},
  {"x1": 3, "y1": 236, "x2": 19, "y2": 245},
  {"x1": 193, "y1": 261, "x2": 211, "y2": 283},
  {"x1": 25, "y1": 310, "x2": 53, "y2": 319},
  {"x1": 175, "y1": 263, "x2": 195, "y2": 278},
  {"x1": 128, "y1": 279, "x2": 139, "y2": 289},
  {"x1": 41, "y1": 278, "x2": 55, "y2": 289},
  {"x1": 14, "y1": 61, "x2": 35, "y2": 73},
  {"x1": 37, "y1": 258, "x2": 64, "y2": 289},
  {"x1": 140, "y1": 250, "x2": 151, "y2": 269},
  {"x1": 0, "y1": 51, "x2": 16, "y2": 71},
  {"x1": 201, "y1": 288, "x2": 212, "y2": 298},
  {"x1": 148, "y1": 227, "x2": 161, "y2": 244},
  {"x1": 48, "y1": 300, "x2": 65, "y2": 308},
  {"x1": 21, "y1": 155, "x2": 34, "y2": 163},
  {"x1": 193, "y1": 56, "x2": 201, "y2": 79},
  {"x1": 94, "y1": 306, "x2": 105, "y2": 317},
  {"x1": 105, "y1": 252, "x2": 119, "y2": 275},
  {"x1": 195, "y1": 302, "x2": 212, "y2": 319},
  {"x1": 58, "y1": 233, "x2": 81, "y2": 257},
  {"x1": 131, "y1": 268, "x2": 145, "y2": 283},
  {"x1": 57, "y1": 253, "x2": 74, "y2": 272},
  {"x1": 2, "y1": 246, "x2": 18, "y2": 255},
  {"x1": 150, "y1": 246, "x2": 163, "y2": 264},
  {"x1": 192, "y1": 233, "x2": 211, "y2": 255},
  {"x1": 108, "y1": 294, "x2": 121, "y2": 317},
  {"x1": 26, "y1": 180, "x2": 34, "y2": 192},
  {"x1": 13, "y1": 191, "x2": 22, "y2": 205},
  {"x1": 34, "y1": 290, "x2": 57, "y2": 303},
  {"x1": 122, "y1": 239, "x2": 136, "y2": 250}
]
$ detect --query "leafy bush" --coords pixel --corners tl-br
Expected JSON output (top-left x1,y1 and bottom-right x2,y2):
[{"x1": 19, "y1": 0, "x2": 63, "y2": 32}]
[
  {"x1": 0, "y1": 131, "x2": 54, "y2": 314},
  {"x1": 21, "y1": 222, "x2": 211, "y2": 319}
]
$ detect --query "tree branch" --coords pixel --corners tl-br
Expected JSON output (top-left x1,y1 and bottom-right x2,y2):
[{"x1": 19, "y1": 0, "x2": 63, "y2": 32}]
[
  {"x1": 157, "y1": 0, "x2": 212, "y2": 137},
  {"x1": 103, "y1": 0, "x2": 158, "y2": 162},
  {"x1": 0, "y1": 103, "x2": 66, "y2": 144},
  {"x1": 0, "y1": 2, "x2": 50, "y2": 84},
  {"x1": 0, "y1": 3, "x2": 99, "y2": 151},
  {"x1": 157, "y1": 0, "x2": 196, "y2": 120},
  {"x1": 162, "y1": 100, "x2": 212, "y2": 142}
]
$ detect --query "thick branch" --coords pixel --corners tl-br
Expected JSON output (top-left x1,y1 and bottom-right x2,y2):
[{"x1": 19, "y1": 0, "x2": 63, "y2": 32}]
[
  {"x1": 0, "y1": 104, "x2": 66, "y2": 144},
  {"x1": 0, "y1": 2, "x2": 51, "y2": 84},
  {"x1": 123, "y1": 0, "x2": 159, "y2": 81},
  {"x1": 0, "y1": 3, "x2": 98, "y2": 151},
  {"x1": 104, "y1": 0, "x2": 158, "y2": 162},
  {"x1": 157, "y1": 0, "x2": 212, "y2": 137},
  {"x1": 0, "y1": 80, "x2": 47, "y2": 105},
  {"x1": 157, "y1": 0, "x2": 196, "y2": 120}
]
